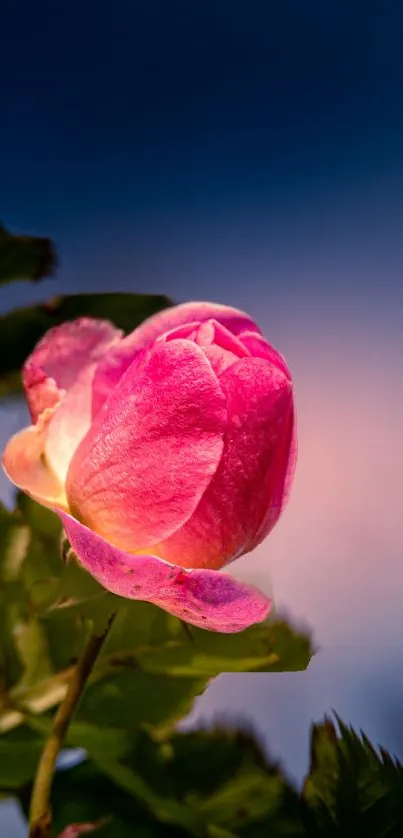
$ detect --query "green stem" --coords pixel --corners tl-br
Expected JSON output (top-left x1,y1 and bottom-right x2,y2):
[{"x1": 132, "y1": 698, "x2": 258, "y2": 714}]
[{"x1": 29, "y1": 614, "x2": 116, "y2": 837}]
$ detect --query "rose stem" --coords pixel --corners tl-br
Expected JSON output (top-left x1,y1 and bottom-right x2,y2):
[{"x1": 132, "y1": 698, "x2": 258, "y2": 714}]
[{"x1": 29, "y1": 613, "x2": 116, "y2": 837}]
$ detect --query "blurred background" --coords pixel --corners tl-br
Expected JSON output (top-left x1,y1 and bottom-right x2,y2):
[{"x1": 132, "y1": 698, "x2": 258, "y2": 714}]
[{"x1": 1, "y1": 1, "x2": 403, "y2": 833}]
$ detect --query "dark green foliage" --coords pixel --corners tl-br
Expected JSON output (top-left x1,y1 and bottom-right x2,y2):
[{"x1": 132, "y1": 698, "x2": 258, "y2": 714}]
[
  {"x1": 0, "y1": 222, "x2": 57, "y2": 286},
  {"x1": 24, "y1": 726, "x2": 302, "y2": 837},
  {"x1": 302, "y1": 716, "x2": 403, "y2": 837},
  {"x1": 48, "y1": 719, "x2": 403, "y2": 837},
  {"x1": 51, "y1": 761, "x2": 192, "y2": 838},
  {"x1": 0, "y1": 494, "x2": 314, "y2": 814},
  {"x1": 15, "y1": 716, "x2": 403, "y2": 837}
]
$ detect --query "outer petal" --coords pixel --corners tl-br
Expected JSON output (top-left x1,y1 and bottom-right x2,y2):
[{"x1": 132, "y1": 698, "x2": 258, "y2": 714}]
[
  {"x1": 239, "y1": 331, "x2": 292, "y2": 379},
  {"x1": 92, "y1": 302, "x2": 260, "y2": 414},
  {"x1": 248, "y1": 409, "x2": 297, "y2": 551},
  {"x1": 23, "y1": 317, "x2": 122, "y2": 422},
  {"x1": 67, "y1": 339, "x2": 227, "y2": 552},
  {"x1": 58, "y1": 512, "x2": 271, "y2": 632},
  {"x1": 134, "y1": 301, "x2": 262, "y2": 341},
  {"x1": 156, "y1": 357, "x2": 294, "y2": 569},
  {"x1": 2, "y1": 407, "x2": 68, "y2": 509},
  {"x1": 23, "y1": 318, "x2": 122, "y2": 482}
]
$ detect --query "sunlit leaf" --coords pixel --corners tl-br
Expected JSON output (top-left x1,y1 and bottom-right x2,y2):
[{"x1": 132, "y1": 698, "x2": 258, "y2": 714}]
[{"x1": 101, "y1": 602, "x2": 314, "y2": 677}]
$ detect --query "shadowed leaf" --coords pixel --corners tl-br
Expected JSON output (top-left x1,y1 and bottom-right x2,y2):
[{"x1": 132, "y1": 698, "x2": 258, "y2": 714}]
[
  {"x1": 0, "y1": 222, "x2": 57, "y2": 285},
  {"x1": 76, "y1": 670, "x2": 207, "y2": 732},
  {"x1": 302, "y1": 715, "x2": 403, "y2": 836},
  {"x1": 51, "y1": 760, "x2": 190, "y2": 837},
  {"x1": 0, "y1": 726, "x2": 43, "y2": 789},
  {"x1": 47, "y1": 725, "x2": 302, "y2": 836}
]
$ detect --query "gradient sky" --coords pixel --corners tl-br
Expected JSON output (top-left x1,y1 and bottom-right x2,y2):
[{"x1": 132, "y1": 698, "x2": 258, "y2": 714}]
[{"x1": 1, "y1": 1, "x2": 403, "y2": 833}]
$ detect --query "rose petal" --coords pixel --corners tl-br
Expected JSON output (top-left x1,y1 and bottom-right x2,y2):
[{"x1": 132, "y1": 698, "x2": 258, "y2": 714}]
[
  {"x1": 198, "y1": 319, "x2": 251, "y2": 376},
  {"x1": 23, "y1": 318, "x2": 122, "y2": 482},
  {"x1": 136, "y1": 301, "x2": 262, "y2": 341},
  {"x1": 58, "y1": 512, "x2": 271, "y2": 632},
  {"x1": 92, "y1": 302, "x2": 260, "y2": 414},
  {"x1": 24, "y1": 317, "x2": 122, "y2": 422},
  {"x1": 67, "y1": 339, "x2": 227, "y2": 552},
  {"x1": 249, "y1": 408, "x2": 297, "y2": 550},
  {"x1": 2, "y1": 407, "x2": 68, "y2": 508},
  {"x1": 239, "y1": 331, "x2": 291, "y2": 379},
  {"x1": 156, "y1": 357, "x2": 294, "y2": 569},
  {"x1": 162, "y1": 318, "x2": 251, "y2": 378}
]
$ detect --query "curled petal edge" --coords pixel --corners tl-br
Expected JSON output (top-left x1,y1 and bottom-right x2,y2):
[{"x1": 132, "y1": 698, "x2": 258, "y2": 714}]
[
  {"x1": 57, "y1": 511, "x2": 271, "y2": 633},
  {"x1": 2, "y1": 408, "x2": 68, "y2": 509}
]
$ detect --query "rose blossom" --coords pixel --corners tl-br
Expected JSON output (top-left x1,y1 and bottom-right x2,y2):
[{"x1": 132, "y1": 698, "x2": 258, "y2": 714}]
[{"x1": 2, "y1": 302, "x2": 296, "y2": 632}]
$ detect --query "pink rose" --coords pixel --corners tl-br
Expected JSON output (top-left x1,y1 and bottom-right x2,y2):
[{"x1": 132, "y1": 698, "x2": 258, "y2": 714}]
[{"x1": 2, "y1": 302, "x2": 296, "y2": 632}]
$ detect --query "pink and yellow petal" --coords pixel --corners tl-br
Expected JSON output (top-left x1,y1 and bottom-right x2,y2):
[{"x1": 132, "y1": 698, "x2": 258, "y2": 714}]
[
  {"x1": 67, "y1": 339, "x2": 227, "y2": 552},
  {"x1": 23, "y1": 318, "x2": 122, "y2": 483},
  {"x1": 58, "y1": 512, "x2": 271, "y2": 632},
  {"x1": 2, "y1": 407, "x2": 68, "y2": 509}
]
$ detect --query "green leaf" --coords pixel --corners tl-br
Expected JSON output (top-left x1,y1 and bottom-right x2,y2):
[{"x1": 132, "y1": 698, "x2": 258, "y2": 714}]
[
  {"x1": 12, "y1": 617, "x2": 54, "y2": 691},
  {"x1": 0, "y1": 291, "x2": 172, "y2": 398},
  {"x1": 0, "y1": 726, "x2": 42, "y2": 790},
  {"x1": 0, "y1": 500, "x2": 81, "y2": 729},
  {"x1": 0, "y1": 504, "x2": 31, "y2": 692},
  {"x1": 0, "y1": 589, "x2": 313, "y2": 738},
  {"x1": 302, "y1": 716, "x2": 403, "y2": 836},
  {"x1": 76, "y1": 670, "x2": 207, "y2": 732},
  {"x1": 2, "y1": 496, "x2": 63, "y2": 615},
  {"x1": 106, "y1": 604, "x2": 314, "y2": 677},
  {"x1": 16, "y1": 492, "x2": 62, "y2": 540},
  {"x1": 61, "y1": 725, "x2": 302, "y2": 836},
  {"x1": 0, "y1": 502, "x2": 31, "y2": 584},
  {"x1": 140, "y1": 726, "x2": 302, "y2": 835},
  {"x1": 50, "y1": 760, "x2": 191, "y2": 837},
  {"x1": 0, "y1": 222, "x2": 57, "y2": 285}
]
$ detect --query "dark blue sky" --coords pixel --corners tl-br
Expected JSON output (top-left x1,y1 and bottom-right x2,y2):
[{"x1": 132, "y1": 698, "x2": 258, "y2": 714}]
[{"x1": 2, "y1": 0, "x2": 403, "y2": 235}]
